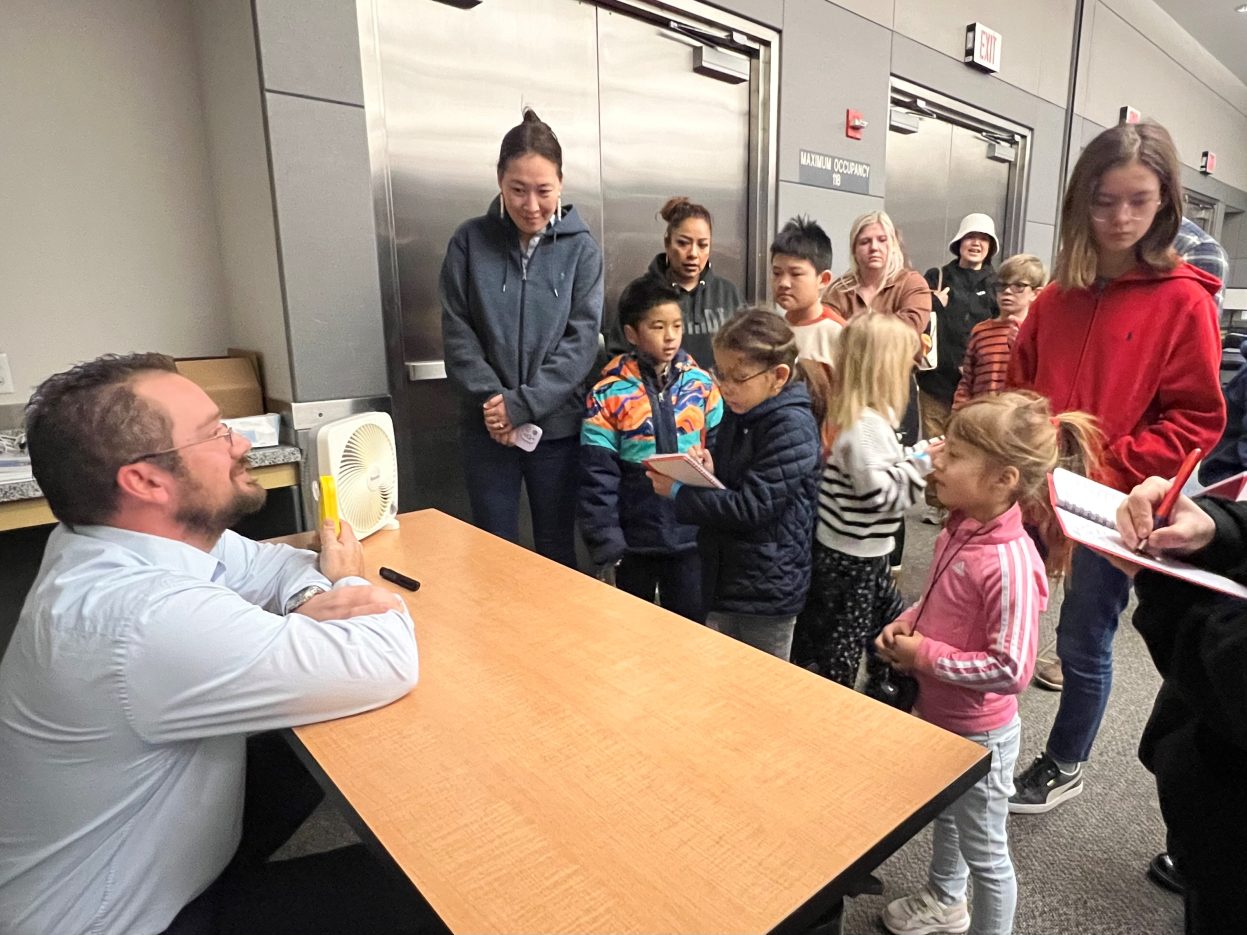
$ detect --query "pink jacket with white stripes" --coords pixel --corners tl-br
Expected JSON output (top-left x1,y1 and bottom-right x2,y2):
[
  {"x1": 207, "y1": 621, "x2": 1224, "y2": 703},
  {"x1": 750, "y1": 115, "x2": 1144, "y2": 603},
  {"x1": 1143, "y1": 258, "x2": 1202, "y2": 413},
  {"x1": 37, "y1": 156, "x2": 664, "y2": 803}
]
[{"x1": 902, "y1": 503, "x2": 1048, "y2": 735}]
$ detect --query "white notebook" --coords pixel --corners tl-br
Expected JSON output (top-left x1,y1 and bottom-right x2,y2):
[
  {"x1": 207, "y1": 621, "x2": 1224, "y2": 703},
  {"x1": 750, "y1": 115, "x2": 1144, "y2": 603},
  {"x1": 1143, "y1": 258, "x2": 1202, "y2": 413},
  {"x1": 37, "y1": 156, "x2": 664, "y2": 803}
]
[
  {"x1": 1049, "y1": 468, "x2": 1247, "y2": 600},
  {"x1": 643, "y1": 452, "x2": 725, "y2": 489}
]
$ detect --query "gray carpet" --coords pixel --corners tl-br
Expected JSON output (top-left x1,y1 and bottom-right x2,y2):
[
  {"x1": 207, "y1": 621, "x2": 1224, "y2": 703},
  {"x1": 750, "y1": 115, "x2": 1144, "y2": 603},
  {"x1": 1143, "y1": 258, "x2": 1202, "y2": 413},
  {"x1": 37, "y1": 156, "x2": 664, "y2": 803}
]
[
  {"x1": 843, "y1": 509, "x2": 1184, "y2": 935},
  {"x1": 282, "y1": 507, "x2": 1186, "y2": 934}
]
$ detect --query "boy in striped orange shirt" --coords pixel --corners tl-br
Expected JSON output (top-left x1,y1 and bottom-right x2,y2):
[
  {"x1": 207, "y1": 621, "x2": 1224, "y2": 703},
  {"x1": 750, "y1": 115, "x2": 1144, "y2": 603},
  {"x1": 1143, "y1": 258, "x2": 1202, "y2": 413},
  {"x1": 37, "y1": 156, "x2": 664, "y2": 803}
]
[{"x1": 952, "y1": 254, "x2": 1045, "y2": 411}]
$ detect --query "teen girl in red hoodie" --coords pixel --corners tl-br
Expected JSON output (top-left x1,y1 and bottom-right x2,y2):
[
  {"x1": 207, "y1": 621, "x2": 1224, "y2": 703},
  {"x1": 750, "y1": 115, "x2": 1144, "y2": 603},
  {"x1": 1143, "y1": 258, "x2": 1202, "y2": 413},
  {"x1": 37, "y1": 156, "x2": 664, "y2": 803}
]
[{"x1": 1006, "y1": 122, "x2": 1225, "y2": 814}]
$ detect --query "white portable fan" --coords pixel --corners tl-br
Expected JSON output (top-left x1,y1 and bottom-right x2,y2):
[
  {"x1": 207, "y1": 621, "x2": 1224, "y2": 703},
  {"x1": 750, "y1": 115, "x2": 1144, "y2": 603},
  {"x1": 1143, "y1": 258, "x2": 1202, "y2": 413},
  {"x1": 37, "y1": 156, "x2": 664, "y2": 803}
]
[{"x1": 314, "y1": 412, "x2": 400, "y2": 539}]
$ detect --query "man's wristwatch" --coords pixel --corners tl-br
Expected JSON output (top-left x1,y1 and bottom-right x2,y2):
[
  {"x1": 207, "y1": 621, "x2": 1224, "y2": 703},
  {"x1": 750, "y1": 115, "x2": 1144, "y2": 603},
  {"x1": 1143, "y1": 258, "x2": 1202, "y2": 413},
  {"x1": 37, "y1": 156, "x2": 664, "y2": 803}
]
[{"x1": 284, "y1": 585, "x2": 328, "y2": 615}]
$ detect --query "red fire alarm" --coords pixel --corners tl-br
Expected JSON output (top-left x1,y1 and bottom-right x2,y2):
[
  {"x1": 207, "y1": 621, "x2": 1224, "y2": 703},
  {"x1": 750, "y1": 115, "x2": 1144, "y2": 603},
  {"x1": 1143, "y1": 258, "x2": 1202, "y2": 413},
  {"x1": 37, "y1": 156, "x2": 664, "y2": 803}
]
[
  {"x1": 1201, "y1": 151, "x2": 1216, "y2": 174},
  {"x1": 846, "y1": 109, "x2": 867, "y2": 140},
  {"x1": 1119, "y1": 105, "x2": 1141, "y2": 124}
]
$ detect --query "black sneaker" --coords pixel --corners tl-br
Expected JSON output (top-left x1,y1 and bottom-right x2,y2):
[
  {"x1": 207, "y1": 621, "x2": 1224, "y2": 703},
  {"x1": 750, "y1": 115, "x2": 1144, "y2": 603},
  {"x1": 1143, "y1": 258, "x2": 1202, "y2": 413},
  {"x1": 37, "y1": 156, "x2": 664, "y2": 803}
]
[{"x1": 1008, "y1": 753, "x2": 1083, "y2": 814}]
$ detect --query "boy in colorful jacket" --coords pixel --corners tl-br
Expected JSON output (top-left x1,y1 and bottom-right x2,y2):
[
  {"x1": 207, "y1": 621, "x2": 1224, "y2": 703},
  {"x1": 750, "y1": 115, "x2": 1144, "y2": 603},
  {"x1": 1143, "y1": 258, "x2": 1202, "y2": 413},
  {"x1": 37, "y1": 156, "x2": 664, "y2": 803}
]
[{"x1": 579, "y1": 278, "x2": 723, "y2": 622}]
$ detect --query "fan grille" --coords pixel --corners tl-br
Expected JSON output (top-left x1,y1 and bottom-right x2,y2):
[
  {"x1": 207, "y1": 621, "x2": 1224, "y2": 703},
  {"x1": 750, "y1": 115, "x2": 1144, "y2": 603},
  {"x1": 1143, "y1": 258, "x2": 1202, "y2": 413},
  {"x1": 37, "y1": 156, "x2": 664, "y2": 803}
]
[{"x1": 336, "y1": 422, "x2": 397, "y2": 534}]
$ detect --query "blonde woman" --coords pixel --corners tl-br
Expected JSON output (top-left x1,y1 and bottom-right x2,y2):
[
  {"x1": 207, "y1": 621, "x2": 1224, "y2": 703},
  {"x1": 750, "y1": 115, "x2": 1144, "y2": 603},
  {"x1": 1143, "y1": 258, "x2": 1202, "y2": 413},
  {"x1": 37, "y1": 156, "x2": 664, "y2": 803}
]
[
  {"x1": 790, "y1": 313, "x2": 937, "y2": 686},
  {"x1": 825, "y1": 211, "x2": 931, "y2": 333}
]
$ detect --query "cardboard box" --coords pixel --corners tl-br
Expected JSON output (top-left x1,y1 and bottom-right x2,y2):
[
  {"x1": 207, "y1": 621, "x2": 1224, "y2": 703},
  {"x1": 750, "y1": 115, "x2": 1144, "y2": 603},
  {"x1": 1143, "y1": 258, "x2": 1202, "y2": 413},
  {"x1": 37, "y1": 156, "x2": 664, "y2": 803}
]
[{"x1": 175, "y1": 355, "x2": 263, "y2": 419}]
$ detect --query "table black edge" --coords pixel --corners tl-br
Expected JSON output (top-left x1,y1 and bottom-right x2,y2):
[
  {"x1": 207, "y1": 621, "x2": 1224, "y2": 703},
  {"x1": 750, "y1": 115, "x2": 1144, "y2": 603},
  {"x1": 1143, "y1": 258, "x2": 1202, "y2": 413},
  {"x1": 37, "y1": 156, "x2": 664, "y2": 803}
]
[
  {"x1": 769, "y1": 745, "x2": 993, "y2": 935},
  {"x1": 283, "y1": 728, "x2": 453, "y2": 935}
]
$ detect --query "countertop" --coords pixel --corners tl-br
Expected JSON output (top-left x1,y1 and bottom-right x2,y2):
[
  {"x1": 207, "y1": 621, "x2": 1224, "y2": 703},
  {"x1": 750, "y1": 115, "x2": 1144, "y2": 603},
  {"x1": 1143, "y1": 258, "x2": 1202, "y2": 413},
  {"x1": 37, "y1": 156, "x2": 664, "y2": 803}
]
[{"x1": 0, "y1": 445, "x2": 302, "y2": 504}]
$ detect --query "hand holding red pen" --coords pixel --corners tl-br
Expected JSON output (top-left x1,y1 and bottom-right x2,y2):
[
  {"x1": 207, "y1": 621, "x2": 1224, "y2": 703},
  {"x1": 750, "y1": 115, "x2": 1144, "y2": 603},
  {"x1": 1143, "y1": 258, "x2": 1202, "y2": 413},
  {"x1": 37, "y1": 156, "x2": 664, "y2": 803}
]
[
  {"x1": 1115, "y1": 455, "x2": 1215, "y2": 558},
  {"x1": 1152, "y1": 448, "x2": 1202, "y2": 530}
]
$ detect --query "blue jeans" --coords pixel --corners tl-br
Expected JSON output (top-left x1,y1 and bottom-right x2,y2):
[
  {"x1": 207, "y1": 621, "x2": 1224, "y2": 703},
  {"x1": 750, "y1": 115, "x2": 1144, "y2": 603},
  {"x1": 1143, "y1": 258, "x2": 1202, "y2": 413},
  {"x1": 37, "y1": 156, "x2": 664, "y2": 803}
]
[
  {"x1": 930, "y1": 715, "x2": 1021, "y2": 935},
  {"x1": 459, "y1": 426, "x2": 579, "y2": 568},
  {"x1": 1046, "y1": 547, "x2": 1132, "y2": 763}
]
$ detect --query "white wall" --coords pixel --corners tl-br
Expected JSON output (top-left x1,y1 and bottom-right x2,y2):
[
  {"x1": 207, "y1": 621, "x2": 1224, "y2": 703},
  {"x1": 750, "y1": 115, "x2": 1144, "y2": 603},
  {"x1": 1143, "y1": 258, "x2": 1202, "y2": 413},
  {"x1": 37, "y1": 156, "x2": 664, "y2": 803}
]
[
  {"x1": 0, "y1": 0, "x2": 229, "y2": 404},
  {"x1": 193, "y1": 0, "x2": 293, "y2": 402},
  {"x1": 1077, "y1": 0, "x2": 1247, "y2": 194}
]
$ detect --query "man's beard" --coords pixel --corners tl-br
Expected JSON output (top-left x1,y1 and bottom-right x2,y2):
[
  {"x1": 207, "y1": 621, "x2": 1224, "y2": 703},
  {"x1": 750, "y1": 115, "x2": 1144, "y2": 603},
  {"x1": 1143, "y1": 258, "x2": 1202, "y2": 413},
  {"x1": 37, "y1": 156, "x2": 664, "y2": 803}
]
[{"x1": 174, "y1": 464, "x2": 268, "y2": 539}]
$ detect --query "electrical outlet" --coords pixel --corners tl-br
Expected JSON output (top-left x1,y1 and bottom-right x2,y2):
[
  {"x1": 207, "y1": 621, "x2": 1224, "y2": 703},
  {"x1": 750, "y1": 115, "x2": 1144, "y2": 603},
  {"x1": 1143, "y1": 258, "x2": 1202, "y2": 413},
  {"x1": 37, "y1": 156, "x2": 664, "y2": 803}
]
[{"x1": 0, "y1": 354, "x2": 12, "y2": 394}]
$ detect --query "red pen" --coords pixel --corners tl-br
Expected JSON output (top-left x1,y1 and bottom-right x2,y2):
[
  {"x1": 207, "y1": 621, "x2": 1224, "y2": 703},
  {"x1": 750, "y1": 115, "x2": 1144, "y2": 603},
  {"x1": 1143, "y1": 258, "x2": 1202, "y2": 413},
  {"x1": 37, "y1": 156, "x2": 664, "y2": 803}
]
[{"x1": 1153, "y1": 448, "x2": 1202, "y2": 528}]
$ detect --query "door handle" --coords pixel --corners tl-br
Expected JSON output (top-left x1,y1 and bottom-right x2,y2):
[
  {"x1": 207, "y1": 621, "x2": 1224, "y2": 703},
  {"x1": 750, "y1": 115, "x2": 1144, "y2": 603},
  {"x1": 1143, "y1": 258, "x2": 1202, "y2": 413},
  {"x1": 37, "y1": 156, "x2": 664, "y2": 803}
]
[{"x1": 406, "y1": 360, "x2": 447, "y2": 381}]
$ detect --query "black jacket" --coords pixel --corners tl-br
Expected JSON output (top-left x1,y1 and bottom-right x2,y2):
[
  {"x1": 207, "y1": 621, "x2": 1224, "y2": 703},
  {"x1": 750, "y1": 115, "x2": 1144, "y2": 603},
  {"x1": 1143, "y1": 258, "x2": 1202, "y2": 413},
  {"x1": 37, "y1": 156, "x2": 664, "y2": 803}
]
[
  {"x1": 918, "y1": 261, "x2": 998, "y2": 404},
  {"x1": 1135, "y1": 496, "x2": 1247, "y2": 779},
  {"x1": 674, "y1": 381, "x2": 820, "y2": 616},
  {"x1": 607, "y1": 254, "x2": 743, "y2": 370}
]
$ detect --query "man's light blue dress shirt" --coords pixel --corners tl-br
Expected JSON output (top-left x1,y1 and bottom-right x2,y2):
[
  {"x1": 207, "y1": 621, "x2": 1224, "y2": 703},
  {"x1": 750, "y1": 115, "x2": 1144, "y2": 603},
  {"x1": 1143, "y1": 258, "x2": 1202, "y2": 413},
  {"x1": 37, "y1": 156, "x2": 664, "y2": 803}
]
[{"x1": 0, "y1": 524, "x2": 419, "y2": 935}]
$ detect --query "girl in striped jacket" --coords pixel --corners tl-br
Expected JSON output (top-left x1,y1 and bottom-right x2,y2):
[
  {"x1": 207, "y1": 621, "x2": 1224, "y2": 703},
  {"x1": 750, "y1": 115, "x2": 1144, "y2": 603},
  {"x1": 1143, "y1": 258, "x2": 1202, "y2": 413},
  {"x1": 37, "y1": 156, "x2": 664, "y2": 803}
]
[
  {"x1": 791, "y1": 313, "x2": 936, "y2": 686},
  {"x1": 875, "y1": 391, "x2": 1099, "y2": 935}
]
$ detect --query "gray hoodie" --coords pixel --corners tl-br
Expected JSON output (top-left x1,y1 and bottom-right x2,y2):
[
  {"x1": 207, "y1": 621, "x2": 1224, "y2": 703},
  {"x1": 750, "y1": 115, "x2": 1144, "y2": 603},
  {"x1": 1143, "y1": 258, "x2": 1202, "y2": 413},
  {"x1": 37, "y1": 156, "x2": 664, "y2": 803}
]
[{"x1": 440, "y1": 196, "x2": 604, "y2": 439}]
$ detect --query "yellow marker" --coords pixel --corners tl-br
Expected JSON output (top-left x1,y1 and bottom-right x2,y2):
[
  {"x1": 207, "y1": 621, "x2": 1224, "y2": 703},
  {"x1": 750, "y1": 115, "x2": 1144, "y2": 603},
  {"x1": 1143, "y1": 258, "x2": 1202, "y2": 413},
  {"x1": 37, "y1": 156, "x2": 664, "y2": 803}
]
[{"x1": 318, "y1": 474, "x2": 340, "y2": 535}]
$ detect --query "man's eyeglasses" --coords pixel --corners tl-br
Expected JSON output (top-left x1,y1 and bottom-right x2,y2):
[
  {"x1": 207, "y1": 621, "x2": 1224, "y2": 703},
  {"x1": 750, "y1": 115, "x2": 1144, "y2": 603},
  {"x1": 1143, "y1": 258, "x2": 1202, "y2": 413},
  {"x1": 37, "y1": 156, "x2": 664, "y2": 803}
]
[
  {"x1": 128, "y1": 424, "x2": 234, "y2": 464},
  {"x1": 1089, "y1": 197, "x2": 1161, "y2": 222},
  {"x1": 994, "y1": 282, "x2": 1037, "y2": 294},
  {"x1": 710, "y1": 367, "x2": 770, "y2": 388}
]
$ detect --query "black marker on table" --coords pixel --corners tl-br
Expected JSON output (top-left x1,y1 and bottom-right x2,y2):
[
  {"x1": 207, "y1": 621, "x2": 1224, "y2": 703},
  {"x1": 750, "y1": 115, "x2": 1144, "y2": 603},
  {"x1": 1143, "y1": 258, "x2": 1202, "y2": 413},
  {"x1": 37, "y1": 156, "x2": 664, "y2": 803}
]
[{"x1": 379, "y1": 566, "x2": 421, "y2": 591}]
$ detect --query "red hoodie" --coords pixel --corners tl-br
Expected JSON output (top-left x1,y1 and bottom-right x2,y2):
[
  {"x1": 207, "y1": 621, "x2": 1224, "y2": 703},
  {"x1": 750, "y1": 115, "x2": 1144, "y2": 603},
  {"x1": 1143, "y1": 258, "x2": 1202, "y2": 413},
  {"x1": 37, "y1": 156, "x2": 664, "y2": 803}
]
[{"x1": 1008, "y1": 261, "x2": 1224, "y2": 492}]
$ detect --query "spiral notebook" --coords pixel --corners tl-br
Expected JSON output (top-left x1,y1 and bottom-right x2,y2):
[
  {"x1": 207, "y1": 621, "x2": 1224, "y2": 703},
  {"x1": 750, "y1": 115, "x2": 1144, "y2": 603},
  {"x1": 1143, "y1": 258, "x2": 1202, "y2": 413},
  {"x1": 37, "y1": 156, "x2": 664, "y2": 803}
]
[
  {"x1": 643, "y1": 452, "x2": 725, "y2": 489},
  {"x1": 1049, "y1": 468, "x2": 1247, "y2": 600}
]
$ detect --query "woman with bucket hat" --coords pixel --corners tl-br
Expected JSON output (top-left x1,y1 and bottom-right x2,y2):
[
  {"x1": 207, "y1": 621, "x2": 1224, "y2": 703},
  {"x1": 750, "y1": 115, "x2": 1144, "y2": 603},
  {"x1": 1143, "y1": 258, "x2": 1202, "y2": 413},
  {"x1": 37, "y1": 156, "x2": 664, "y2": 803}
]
[{"x1": 918, "y1": 213, "x2": 1000, "y2": 523}]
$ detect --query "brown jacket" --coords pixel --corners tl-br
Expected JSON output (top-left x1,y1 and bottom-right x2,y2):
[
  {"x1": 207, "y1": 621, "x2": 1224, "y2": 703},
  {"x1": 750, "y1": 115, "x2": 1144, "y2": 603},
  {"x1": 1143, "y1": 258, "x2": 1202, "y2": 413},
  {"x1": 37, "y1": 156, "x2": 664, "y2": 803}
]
[{"x1": 824, "y1": 268, "x2": 931, "y2": 335}]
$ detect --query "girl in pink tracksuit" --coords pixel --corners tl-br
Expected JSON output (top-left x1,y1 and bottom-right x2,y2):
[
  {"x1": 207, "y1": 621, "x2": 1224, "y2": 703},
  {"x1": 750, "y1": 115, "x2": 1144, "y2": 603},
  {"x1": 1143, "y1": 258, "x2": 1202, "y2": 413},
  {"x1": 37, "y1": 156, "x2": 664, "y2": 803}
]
[{"x1": 874, "y1": 391, "x2": 1100, "y2": 935}]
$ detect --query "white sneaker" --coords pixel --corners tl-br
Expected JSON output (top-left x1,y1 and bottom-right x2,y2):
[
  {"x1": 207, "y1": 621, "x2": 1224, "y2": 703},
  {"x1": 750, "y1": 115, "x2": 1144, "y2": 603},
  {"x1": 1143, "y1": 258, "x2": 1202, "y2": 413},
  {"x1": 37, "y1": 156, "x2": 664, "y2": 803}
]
[
  {"x1": 881, "y1": 884, "x2": 970, "y2": 935},
  {"x1": 921, "y1": 505, "x2": 947, "y2": 525}
]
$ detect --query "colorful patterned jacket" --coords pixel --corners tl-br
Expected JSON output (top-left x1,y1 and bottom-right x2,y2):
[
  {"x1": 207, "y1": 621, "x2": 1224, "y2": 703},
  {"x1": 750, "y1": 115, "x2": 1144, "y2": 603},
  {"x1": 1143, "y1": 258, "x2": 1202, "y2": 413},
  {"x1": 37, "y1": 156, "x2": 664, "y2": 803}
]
[{"x1": 579, "y1": 350, "x2": 722, "y2": 564}]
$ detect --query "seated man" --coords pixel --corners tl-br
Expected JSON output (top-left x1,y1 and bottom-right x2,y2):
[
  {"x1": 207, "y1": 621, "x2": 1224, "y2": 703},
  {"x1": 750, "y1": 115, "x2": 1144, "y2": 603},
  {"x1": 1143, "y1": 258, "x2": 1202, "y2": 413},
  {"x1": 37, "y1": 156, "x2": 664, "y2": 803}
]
[{"x1": 0, "y1": 354, "x2": 428, "y2": 935}]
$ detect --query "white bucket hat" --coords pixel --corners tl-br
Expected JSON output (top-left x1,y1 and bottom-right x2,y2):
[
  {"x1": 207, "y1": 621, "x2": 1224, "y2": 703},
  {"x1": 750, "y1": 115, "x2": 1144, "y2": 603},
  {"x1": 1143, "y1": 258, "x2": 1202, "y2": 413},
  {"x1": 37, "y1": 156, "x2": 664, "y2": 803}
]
[{"x1": 948, "y1": 213, "x2": 999, "y2": 260}]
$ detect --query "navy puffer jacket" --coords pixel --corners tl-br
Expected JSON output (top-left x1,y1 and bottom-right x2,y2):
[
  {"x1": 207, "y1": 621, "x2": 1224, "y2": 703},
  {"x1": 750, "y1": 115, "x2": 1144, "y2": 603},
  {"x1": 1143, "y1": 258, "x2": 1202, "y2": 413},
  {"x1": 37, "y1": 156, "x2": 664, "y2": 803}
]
[{"x1": 674, "y1": 380, "x2": 820, "y2": 616}]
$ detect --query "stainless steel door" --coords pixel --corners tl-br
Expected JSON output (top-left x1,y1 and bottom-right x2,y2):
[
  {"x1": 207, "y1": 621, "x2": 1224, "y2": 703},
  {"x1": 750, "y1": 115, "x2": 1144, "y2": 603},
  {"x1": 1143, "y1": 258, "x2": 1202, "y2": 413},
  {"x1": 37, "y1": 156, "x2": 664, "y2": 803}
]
[
  {"x1": 596, "y1": 10, "x2": 751, "y2": 316},
  {"x1": 377, "y1": 0, "x2": 603, "y2": 367},
  {"x1": 361, "y1": 0, "x2": 769, "y2": 519},
  {"x1": 366, "y1": 0, "x2": 603, "y2": 517},
  {"x1": 885, "y1": 115, "x2": 954, "y2": 271},
  {"x1": 886, "y1": 112, "x2": 1015, "y2": 273}
]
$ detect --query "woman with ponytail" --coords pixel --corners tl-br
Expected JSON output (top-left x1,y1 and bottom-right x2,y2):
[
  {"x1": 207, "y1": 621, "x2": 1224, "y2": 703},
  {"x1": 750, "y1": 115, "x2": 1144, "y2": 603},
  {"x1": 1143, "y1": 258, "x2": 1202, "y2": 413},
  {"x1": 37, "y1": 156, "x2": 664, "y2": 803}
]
[{"x1": 440, "y1": 109, "x2": 604, "y2": 566}]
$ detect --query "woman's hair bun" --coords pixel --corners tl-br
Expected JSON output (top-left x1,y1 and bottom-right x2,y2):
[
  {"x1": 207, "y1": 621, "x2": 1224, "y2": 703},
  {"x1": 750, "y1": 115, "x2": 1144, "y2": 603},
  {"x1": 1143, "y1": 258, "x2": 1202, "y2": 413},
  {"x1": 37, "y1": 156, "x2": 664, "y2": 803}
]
[{"x1": 659, "y1": 196, "x2": 692, "y2": 222}]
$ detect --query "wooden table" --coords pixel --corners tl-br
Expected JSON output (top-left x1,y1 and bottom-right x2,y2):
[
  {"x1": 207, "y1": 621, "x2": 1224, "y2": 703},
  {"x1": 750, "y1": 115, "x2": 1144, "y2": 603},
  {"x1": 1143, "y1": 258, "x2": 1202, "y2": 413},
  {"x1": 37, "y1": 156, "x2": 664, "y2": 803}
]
[{"x1": 290, "y1": 510, "x2": 988, "y2": 934}]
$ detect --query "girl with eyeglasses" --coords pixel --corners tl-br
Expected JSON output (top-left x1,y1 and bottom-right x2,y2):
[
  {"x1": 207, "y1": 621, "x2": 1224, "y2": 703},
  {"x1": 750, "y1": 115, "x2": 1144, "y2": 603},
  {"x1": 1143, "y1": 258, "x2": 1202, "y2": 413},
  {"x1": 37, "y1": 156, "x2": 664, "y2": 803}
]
[
  {"x1": 646, "y1": 308, "x2": 821, "y2": 661},
  {"x1": 1005, "y1": 121, "x2": 1225, "y2": 820},
  {"x1": 952, "y1": 254, "x2": 1046, "y2": 411}
]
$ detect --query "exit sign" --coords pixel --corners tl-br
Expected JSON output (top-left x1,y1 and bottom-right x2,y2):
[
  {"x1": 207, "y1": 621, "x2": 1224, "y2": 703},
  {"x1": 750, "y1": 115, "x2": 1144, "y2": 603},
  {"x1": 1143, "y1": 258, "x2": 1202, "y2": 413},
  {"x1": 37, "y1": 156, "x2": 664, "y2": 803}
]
[{"x1": 965, "y1": 23, "x2": 1002, "y2": 73}]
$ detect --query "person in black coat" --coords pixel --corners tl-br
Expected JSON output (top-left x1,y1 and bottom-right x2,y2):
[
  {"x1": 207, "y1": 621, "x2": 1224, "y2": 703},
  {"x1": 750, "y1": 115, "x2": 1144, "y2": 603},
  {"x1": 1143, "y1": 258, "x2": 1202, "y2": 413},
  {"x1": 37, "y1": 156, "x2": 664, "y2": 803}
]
[
  {"x1": 647, "y1": 308, "x2": 821, "y2": 661},
  {"x1": 1116, "y1": 479, "x2": 1247, "y2": 935},
  {"x1": 918, "y1": 213, "x2": 999, "y2": 519},
  {"x1": 607, "y1": 196, "x2": 743, "y2": 368}
]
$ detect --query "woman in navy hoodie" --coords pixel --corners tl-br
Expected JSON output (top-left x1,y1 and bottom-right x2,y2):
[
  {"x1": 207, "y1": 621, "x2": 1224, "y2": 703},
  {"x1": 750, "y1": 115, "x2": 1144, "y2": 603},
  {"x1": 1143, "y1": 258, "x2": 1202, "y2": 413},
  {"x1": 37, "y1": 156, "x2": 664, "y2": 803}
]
[{"x1": 440, "y1": 110, "x2": 604, "y2": 566}]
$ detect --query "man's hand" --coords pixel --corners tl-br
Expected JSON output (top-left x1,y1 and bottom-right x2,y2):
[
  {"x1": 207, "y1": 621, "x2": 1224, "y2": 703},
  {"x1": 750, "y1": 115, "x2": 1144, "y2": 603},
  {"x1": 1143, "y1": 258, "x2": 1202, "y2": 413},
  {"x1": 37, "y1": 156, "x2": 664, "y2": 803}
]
[
  {"x1": 317, "y1": 519, "x2": 365, "y2": 582},
  {"x1": 296, "y1": 585, "x2": 407, "y2": 622},
  {"x1": 1116, "y1": 476, "x2": 1216, "y2": 555}
]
